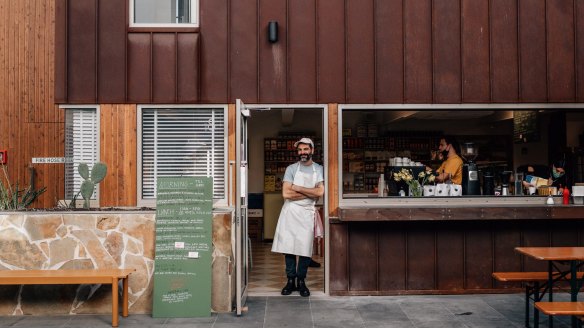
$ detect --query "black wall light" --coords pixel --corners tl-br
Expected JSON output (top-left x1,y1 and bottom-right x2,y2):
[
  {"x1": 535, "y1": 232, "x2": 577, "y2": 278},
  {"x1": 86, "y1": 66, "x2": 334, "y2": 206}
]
[{"x1": 268, "y1": 21, "x2": 278, "y2": 43}]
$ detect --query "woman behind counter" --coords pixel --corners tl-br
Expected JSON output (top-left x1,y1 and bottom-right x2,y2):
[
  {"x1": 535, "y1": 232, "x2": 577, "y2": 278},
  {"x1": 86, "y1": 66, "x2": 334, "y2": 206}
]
[{"x1": 521, "y1": 158, "x2": 567, "y2": 189}]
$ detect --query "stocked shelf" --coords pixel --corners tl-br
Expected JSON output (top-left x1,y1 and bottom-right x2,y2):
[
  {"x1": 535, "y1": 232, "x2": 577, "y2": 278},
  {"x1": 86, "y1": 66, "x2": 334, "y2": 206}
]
[
  {"x1": 341, "y1": 132, "x2": 441, "y2": 193},
  {"x1": 264, "y1": 135, "x2": 322, "y2": 191}
]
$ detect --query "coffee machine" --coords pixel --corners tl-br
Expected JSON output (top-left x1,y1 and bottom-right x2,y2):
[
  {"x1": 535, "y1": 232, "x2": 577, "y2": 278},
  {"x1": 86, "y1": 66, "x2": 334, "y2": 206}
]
[
  {"x1": 461, "y1": 142, "x2": 481, "y2": 195},
  {"x1": 500, "y1": 171, "x2": 513, "y2": 196}
]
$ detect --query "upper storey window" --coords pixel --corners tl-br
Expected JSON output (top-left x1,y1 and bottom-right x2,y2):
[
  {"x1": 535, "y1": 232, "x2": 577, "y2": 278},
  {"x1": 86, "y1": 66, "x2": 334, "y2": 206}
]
[{"x1": 130, "y1": 0, "x2": 199, "y2": 28}]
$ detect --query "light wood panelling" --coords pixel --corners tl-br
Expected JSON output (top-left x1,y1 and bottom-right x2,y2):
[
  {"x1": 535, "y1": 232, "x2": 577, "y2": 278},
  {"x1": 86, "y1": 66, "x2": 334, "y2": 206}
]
[
  {"x1": 228, "y1": 104, "x2": 236, "y2": 207},
  {"x1": 99, "y1": 104, "x2": 137, "y2": 207},
  {"x1": 327, "y1": 103, "x2": 339, "y2": 218},
  {"x1": 0, "y1": 0, "x2": 64, "y2": 208}
]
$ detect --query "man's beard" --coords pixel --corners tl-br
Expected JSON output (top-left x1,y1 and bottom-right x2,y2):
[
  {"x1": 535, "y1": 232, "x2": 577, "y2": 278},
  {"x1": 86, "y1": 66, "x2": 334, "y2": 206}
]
[{"x1": 299, "y1": 154, "x2": 312, "y2": 162}]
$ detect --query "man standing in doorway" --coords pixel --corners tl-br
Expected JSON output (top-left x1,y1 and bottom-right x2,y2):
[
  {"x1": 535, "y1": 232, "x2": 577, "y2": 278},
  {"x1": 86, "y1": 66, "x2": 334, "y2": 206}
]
[{"x1": 272, "y1": 137, "x2": 324, "y2": 297}]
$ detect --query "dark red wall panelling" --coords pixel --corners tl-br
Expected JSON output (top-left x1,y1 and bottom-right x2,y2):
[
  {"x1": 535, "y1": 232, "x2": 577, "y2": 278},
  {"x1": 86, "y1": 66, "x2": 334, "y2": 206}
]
[
  {"x1": 432, "y1": 0, "x2": 461, "y2": 103},
  {"x1": 464, "y1": 222, "x2": 493, "y2": 289},
  {"x1": 55, "y1": 0, "x2": 584, "y2": 104},
  {"x1": 519, "y1": 0, "x2": 547, "y2": 102},
  {"x1": 317, "y1": 0, "x2": 345, "y2": 103},
  {"x1": 404, "y1": 0, "x2": 432, "y2": 103},
  {"x1": 329, "y1": 223, "x2": 349, "y2": 292},
  {"x1": 375, "y1": 0, "x2": 404, "y2": 103},
  {"x1": 547, "y1": 0, "x2": 575, "y2": 102},
  {"x1": 493, "y1": 225, "x2": 521, "y2": 275},
  {"x1": 288, "y1": 0, "x2": 317, "y2": 103},
  {"x1": 346, "y1": 0, "x2": 374, "y2": 103},
  {"x1": 407, "y1": 229, "x2": 435, "y2": 290},
  {"x1": 177, "y1": 33, "x2": 200, "y2": 103},
  {"x1": 462, "y1": 0, "x2": 490, "y2": 102},
  {"x1": 230, "y1": 0, "x2": 258, "y2": 103},
  {"x1": 436, "y1": 229, "x2": 464, "y2": 290},
  {"x1": 97, "y1": 0, "x2": 126, "y2": 103},
  {"x1": 152, "y1": 34, "x2": 177, "y2": 103},
  {"x1": 578, "y1": 2, "x2": 584, "y2": 102},
  {"x1": 127, "y1": 33, "x2": 152, "y2": 102},
  {"x1": 67, "y1": 0, "x2": 97, "y2": 103},
  {"x1": 490, "y1": 0, "x2": 519, "y2": 102},
  {"x1": 378, "y1": 225, "x2": 406, "y2": 291},
  {"x1": 348, "y1": 223, "x2": 377, "y2": 291},
  {"x1": 54, "y1": 0, "x2": 67, "y2": 103},
  {"x1": 199, "y1": 0, "x2": 228, "y2": 102},
  {"x1": 259, "y1": 0, "x2": 287, "y2": 103}
]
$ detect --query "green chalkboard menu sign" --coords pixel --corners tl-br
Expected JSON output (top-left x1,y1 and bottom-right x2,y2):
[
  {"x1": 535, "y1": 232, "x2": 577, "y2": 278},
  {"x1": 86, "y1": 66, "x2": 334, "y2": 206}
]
[
  {"x1": 153, "y1": 177, "x2": 212, "y2": 318},
  {"x1": 514, "y1": 111, "x2": 540, "y2": 143}
]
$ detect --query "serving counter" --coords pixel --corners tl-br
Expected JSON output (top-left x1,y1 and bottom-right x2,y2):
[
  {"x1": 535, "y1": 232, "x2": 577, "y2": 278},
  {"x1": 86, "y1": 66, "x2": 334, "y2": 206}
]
[{"x1": 329, "y1": 203, "x2": 584, "y2": 296}]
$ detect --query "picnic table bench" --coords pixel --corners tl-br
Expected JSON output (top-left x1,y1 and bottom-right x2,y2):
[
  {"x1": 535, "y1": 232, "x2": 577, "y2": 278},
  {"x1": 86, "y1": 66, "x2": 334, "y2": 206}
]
[
  {"x1": 0, "y1": 269, "x2": 135, "y2": 327},
  {"x1": 493, "y1": 271, "x2": 584, "y2": 328}
]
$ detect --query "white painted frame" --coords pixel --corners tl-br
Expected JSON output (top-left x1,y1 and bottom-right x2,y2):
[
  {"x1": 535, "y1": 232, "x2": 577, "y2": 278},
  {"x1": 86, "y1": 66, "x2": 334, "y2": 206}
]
[
  {"x1": 243, "y1": 103, "x2": 330, "y2": 295},
  {"x1": 59, "y1": 104, "x2": 101, "y2": 208},
  {"x1": 129, "y1": 0, "x2": 199, "y2": 28},
  {"x1": 136, "y1": 104, "x2": 229, "y2": 208},
  {"x1": 338, "y1": 103, "x2": 584, "y2": 207}
]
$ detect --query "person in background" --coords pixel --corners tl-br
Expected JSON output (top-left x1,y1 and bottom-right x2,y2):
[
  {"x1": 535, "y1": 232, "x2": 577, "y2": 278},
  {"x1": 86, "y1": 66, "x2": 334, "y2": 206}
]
[
  {"x1": 434, "y1": 136, "x2": 463, "y2": 185},
  {"x1": 522, "y1": 158, "x2": 567, "y2": 189},
  {"x1": 272, "y1": 138, "x2": 325, "y2": 297}
]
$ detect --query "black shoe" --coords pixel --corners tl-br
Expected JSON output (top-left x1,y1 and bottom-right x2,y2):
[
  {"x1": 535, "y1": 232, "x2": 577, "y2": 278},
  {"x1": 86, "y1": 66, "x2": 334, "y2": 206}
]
[
  {"x1": 281, "y1": 278, "x2": 296, "y2": 295},
  {"x1": 308, "y1": 259, "x2": 321, "y2": 268},
  {"x1": 297, "y1": 279, "x2": 310, "y2": 297}
]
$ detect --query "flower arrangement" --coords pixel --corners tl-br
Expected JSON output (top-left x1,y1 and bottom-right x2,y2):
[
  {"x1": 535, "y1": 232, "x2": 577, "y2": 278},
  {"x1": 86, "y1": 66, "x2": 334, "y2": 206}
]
[
  {"x1": 418, "y1": 169, "x2": 436, "y2": 186},
  {"x1": 393, "y1": 168, "x2": 435, "y2": 197}
]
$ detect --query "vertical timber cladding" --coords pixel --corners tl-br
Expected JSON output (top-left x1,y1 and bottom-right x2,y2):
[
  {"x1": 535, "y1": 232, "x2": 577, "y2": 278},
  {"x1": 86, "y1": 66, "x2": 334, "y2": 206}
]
[
  {"x1": 0, "y1": 0, "x2": 64, "y2": 208},
  {"x1": 99, "y1": 104, "x2": 137, "y2": 207},
  {"x1": 153, "y1": 177, "x2": 213, "y2": 318}
]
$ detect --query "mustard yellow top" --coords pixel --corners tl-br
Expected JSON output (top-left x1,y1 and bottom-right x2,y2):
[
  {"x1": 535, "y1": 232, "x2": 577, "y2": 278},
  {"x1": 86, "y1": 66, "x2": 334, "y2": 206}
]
[{"x1": 437, "y1": 154, "x2": 463, "y2": 185}]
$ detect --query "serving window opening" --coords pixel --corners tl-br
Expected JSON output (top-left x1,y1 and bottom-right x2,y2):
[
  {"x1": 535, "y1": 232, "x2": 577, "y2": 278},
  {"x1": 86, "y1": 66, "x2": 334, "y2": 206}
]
[{"x1": 340, "y1": 108, "x2": 584, "y2": 200}]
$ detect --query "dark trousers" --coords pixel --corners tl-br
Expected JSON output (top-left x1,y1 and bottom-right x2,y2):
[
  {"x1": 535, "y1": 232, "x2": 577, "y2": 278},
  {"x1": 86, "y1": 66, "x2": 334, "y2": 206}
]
[{"x1": 285, "y1": 254, "x2": 311, "y2": 279}]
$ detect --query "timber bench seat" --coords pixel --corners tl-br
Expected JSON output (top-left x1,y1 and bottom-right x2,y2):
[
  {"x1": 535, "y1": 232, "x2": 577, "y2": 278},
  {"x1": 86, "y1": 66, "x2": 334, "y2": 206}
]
[
  {"x1": 493, "y1": 272, "x2": 584, "y2": 328},
  {"x1": 535, "y1": 302, "x2": 584, "y2": 316},
  {"x1": 0, "y1": 269, "x2": 135, "y2": 327}
]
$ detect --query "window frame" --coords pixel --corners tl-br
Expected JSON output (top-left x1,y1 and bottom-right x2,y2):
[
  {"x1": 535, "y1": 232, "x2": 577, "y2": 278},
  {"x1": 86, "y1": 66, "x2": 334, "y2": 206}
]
[
  {"x1": 60, "y1": 105, "x2": 101, "y2": 207},
  {"x1": 338, "y1": 103, "x2": 584, "y2": 207},
  {"x1": 129, "y1": 0, "x2": 199, "y2": 28},
  {"x1": 137, "y1": 104, "x2": 229, "y2": 208}
]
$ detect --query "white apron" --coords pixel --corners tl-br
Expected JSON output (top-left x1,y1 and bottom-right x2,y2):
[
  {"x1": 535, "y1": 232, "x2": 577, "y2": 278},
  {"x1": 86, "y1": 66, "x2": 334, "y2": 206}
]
[{"x1": 271, "y1": 164, "x2": 317, "y2": 257}]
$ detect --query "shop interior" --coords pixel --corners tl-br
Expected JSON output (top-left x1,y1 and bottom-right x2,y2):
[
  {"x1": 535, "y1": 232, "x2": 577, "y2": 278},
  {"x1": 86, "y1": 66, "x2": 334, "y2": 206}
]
[
  {"x1": 341, "y1": 109, "x2": 584, "y2": 199},
  {"x1": 244, "y1": 107, "x2": 584, "y2": 294},
  {"x1": 246, "y1": 107, "x2": 325, "y2": 295}
]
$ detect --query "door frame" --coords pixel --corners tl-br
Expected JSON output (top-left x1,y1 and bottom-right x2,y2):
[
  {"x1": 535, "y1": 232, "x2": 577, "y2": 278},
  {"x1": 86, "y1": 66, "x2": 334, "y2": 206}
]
[{"x1": 240, "y1": 103, "x2": 330, "y2": 295}]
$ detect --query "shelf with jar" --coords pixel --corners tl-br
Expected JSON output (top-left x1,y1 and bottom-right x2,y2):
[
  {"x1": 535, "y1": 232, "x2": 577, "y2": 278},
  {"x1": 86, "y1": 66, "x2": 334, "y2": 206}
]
[
  {"x1": 341, "y1": 132, "x2": 441, "y2": 194},
  {"x1": 264, "y1": 136, "x2": 322, "y2": 192}
]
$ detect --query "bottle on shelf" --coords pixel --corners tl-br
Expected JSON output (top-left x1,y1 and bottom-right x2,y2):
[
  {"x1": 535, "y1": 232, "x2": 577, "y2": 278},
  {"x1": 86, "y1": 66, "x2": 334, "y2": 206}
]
[{"x1": 563, "y1": 186, "x2": 571, "y2": 205}]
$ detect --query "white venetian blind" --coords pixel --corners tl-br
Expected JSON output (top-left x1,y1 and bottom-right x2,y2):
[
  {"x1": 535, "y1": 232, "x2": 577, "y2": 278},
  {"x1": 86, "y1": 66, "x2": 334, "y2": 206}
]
[
  {"x1": 65, "y1": 108, "x2": 98, "y2": 199},
  {"x1": 141, "y1": 108, "x2": 225, "y2": 199}
]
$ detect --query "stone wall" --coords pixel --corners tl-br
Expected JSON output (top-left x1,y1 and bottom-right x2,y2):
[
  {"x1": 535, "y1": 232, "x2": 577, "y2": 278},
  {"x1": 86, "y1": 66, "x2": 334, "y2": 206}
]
[{"x1": 0, "y1": 211, "x2": 234, "y2": 315}]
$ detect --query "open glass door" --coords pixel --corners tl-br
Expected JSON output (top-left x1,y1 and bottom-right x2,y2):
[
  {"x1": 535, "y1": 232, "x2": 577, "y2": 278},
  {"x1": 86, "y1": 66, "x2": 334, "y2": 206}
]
[{"x1": 235, "y1": 99, "x2": 250, "y2": 316}]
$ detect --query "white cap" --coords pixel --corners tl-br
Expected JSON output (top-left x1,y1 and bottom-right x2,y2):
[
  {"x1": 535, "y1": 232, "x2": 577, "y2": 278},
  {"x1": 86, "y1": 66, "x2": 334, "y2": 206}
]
[{"x1": 294, "y1": 137, "x2": 314, "y2": 148}]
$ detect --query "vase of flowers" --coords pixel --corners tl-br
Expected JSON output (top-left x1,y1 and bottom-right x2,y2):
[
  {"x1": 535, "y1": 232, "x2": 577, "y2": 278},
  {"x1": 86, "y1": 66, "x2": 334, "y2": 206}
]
[{"x1": 393, "y1": 168, "x2": 435, "y2": 197}]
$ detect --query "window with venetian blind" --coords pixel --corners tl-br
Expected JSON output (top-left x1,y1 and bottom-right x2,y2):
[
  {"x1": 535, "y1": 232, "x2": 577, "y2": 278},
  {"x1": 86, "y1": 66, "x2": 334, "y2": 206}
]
[
  {"x1": 139, "y1": 106, "x2": 227, "y2": 205},
  {"x1": 64, "y1": 107, "x2": 99, "y2": 200}
]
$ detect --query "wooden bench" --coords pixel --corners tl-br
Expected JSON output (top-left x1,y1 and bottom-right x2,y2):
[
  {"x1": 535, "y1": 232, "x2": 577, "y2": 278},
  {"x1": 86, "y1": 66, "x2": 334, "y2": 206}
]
[
  {"x1": 493, "y1": 272, "x2": 584, "y2": 328},
  {"x1": 0, "y1": 269, "x2": 135, "y2": 327},
  {"x1": 535, "y1": 302, "x2": 584, "y2": 316}
]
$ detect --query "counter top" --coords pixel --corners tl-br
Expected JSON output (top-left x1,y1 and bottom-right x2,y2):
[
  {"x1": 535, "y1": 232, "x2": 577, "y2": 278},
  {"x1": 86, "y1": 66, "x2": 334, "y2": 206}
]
[{"x1": 337, "y1": 204, "x2": 584, "y2": 221}]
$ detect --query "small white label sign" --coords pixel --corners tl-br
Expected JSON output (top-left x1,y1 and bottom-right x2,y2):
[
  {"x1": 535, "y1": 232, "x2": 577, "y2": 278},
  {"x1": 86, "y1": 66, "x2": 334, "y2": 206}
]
[
  {"x1": 187, "y1": 252, "x2": 199, "y2": 258},
  {"x1": 174, "y1": 242, "x2": 185, "y2": 249},
  {"x1": 32, "y1": 157, "x2": 73, "y2": 164}
]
